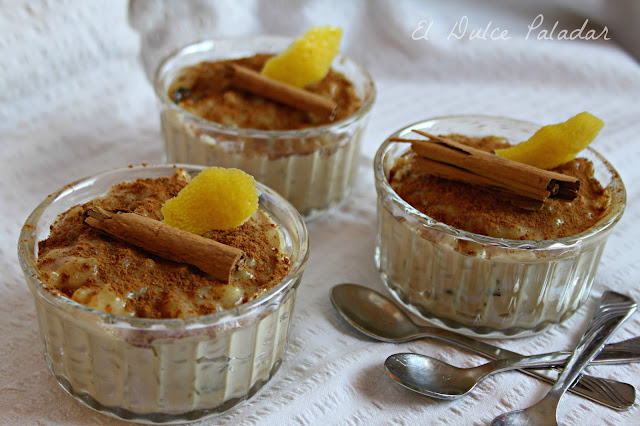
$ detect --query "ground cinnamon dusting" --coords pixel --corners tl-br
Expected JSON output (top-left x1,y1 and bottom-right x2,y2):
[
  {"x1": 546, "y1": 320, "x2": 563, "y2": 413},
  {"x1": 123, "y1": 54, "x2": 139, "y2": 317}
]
[
  {"x1": 168, "y1": 54, "x2": 361, "y2": 130},
  {"x1": 389, "y1": 134, "x2": 610, "y2": 240},
  {"x1": 37, "y1": 173, "x2": 291, "y2": 319}
]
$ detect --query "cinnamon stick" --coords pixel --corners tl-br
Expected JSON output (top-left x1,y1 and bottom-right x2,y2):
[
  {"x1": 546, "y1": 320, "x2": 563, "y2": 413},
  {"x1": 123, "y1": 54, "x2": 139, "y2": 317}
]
[
  {"x1": 84, "y1": 207, "x2": 245, "y2": 282},
  {"x1": 224, "y1": 63, "x2": 337, "y2": 118},
  {"x1": 389, "y1": 131, "x2": 580, "y2": 210},
  {"x1": 407, "y1": 156, "x2": 549, "y2": 210}
]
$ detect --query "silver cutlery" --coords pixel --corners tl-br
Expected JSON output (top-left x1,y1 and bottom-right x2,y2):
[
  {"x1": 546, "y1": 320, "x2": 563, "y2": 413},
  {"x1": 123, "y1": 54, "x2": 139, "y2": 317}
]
[
  {"x1": 331, "y1": 283, "x2": 638, "y2": 410},
  {"x1": 385, "y1": 350, "x2": 604, "y2": 400},
  {"x1": 491, "y1": 291, "x2": 636, "y2": 425}
]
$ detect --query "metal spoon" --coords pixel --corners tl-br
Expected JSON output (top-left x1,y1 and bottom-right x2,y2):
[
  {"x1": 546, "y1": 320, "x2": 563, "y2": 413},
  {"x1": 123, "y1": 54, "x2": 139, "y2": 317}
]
[
  {"x1": 491, "y1": 291, "x2": 636, "y2": 425},
  {"x1": 385, "y1": 350, "x2": 599, "y2": 400},
  {"x1": 330, "y1": 283, "x2": 638, "y2": 409}
]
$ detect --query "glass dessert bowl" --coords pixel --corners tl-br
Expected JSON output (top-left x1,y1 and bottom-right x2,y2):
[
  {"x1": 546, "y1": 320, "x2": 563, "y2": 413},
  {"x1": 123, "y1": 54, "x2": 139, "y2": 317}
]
[
  {"x1": 374, "y1": 115, "x2": 626, "y2": 339},
  {"x1": 154, "y1": 37, "x2": 376, "y2": 221},
  {"x1": 18, "y1": 164, "x2": 309, "y2": 423}
]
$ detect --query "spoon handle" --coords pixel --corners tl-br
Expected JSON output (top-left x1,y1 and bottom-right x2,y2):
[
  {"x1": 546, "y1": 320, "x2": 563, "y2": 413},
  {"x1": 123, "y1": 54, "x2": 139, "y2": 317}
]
[
  {"x1": 511, "y1": 335, "x2": 640, "y2": 366},
  {"x1": 590, "y1": 335, "x2": 640, "y2": 364},
  {"x1": 476, "y1": 352, "x2": 582, "y2": 377},
  {"x1": 545, "y1": 291, "x2": 637, "y2": 400},
  {"x1": 418, "y1": 312, "x2": 637, "y2": 409},
  {"x1": 477, "y1": 292, "x2": 638, "y2": 377},
  {"x1": 490, "y1": 291, "x2": 638, "y2": 426}
]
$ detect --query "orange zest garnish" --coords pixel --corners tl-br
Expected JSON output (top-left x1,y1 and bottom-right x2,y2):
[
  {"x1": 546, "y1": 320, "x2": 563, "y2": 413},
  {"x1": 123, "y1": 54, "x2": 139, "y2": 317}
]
[{"x1": 161, "y1": 167, "x2": 258, "y2": 234}]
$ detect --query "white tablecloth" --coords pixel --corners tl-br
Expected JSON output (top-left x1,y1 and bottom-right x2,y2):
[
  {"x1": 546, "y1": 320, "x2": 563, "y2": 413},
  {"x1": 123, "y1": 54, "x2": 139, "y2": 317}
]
[{"x1": 2, "y1": 1, "x2": 640, "y2": 424}]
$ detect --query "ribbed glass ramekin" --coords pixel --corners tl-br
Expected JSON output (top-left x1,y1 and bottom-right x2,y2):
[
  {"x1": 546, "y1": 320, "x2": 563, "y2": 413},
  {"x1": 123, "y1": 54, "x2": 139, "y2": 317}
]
[
  {"x1": 374, "y1": 115, "x2": 626, "y2": 339},
  {"x1": 154, "y1": 37, "x2": 376, "y2": 221},
  {"x1": 18, "y1": 164, "x2": 309, "y2": 423}
]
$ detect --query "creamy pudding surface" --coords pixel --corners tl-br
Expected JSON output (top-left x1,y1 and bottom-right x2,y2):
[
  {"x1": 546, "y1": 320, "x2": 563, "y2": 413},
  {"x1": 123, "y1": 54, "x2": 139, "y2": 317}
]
[
  {"x1": 36, "y1": 170, "x2": 291, "y2": 319},
  {"x1": 389, "y1": 134, "x2": 611, "y2": 240},
  {"x1": 168, "y1": 54, "x2": 362, "y2": 131}
]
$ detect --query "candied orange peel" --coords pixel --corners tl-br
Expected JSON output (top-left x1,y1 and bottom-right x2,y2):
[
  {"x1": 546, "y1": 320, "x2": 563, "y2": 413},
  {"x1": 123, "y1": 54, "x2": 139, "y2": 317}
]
[
  {"x1": 261, "y1": 25, "x2": 343, "y2": 88},
  {"x1": 161, "y1": 167, "x2": 258, "y2": 234},
  {"x1": 495, "y1": 112, "x2": 604, "y2": 170}
]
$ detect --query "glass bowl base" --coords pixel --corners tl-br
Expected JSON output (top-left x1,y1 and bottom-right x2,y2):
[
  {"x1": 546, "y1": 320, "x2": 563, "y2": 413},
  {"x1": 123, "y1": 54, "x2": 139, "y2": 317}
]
[{"x1": 51, "y1": 360, "x2": 282, "y2": 424}]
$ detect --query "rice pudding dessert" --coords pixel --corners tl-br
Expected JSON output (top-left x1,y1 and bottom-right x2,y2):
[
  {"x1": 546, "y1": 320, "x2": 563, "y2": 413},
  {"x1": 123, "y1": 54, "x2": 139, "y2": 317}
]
[
  {"x1": 155, "y1": 35, "x2": 375, "y2": 219},
  {"x1": 37, "y1": 170, "x2": 291, "y2": 318},
  {"x1": 374, "y1": 116, "x2": 626, "y2": 338},
  {"x1": 19, "y1": 165, "x2": 309, "y2": 422},
  {"x1": 389, "y1": 134, "x2": 609, "y2": 241},
  {"x1": 168, "y1": 54, "x2": 361, "y2": 131}
]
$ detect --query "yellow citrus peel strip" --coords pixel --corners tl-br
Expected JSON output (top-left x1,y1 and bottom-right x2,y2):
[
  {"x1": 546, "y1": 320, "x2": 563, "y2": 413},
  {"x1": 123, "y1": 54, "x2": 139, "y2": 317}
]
[
  {"x1": 495, "y1": 112, "x2": 604, "y2": 170},
  {"x1": 261, "y1": 25, "x2": 343, "y2": 88},
  {"x1": 161, "y1": 167, "x2": 258, "y2": 234}
]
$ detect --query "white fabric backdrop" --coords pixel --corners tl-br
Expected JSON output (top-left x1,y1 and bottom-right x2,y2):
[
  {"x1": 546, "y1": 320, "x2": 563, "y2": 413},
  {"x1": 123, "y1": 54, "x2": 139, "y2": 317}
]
[{"x1": 2, "y1": 1, "x2": 640, "y2": 425}]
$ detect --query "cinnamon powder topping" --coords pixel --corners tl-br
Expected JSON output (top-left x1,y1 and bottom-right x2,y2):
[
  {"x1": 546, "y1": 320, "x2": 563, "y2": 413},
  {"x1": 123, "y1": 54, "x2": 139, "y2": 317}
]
[
  {"x1": 37, "y1": 172, "x2": 291, "y2": 319},
  {"x1": 389, "y1": 135, "x2": 610, "y2": 240},
  {"x1": 168, "y1": 54, "x2": 361, "y2": 130}
]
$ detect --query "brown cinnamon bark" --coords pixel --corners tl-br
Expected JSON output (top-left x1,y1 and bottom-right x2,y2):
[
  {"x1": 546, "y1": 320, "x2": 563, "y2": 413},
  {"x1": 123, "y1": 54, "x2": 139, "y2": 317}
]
[
  {"x1": 389, "y1": 130, "x2": 580, "y2": 210},
  {"x1": 84, "y1": 207, "x2": 245, "y2": 282},
  {"x1": 224, "y1": 63, "x2": 337, "y2": 118}
]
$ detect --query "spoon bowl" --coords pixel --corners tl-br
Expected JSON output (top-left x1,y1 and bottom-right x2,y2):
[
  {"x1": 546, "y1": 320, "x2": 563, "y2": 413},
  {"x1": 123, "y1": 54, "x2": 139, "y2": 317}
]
[
  {"x1": 330, "y1": 283, "x2": 422, "y2": 342},
  {"x1": 385, "y1": 353, "x2": 480, "y2": 399},
  {"x1": 385, "y1": 350, "x2": 597, "y2": 400}
]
